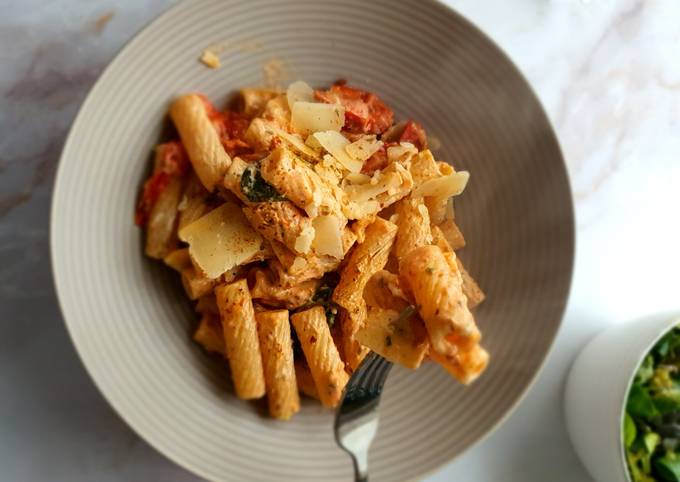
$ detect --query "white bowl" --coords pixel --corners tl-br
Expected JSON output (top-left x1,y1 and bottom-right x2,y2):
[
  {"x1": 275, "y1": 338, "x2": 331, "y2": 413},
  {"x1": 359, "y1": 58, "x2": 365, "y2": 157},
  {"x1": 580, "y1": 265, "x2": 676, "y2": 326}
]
[
  {"x1": 565, "y1": 313, "x2": 680, "y2": 482},
  {"x1": 50, "y1": 0, "x2": 574, "y2": 480}
]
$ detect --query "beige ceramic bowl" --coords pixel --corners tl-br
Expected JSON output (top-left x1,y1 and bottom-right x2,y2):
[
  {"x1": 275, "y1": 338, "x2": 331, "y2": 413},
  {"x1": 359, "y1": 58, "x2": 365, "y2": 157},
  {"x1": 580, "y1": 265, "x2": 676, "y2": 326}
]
[{"x1": 51, "y1": 0, "x2": 574, "y2": 480}]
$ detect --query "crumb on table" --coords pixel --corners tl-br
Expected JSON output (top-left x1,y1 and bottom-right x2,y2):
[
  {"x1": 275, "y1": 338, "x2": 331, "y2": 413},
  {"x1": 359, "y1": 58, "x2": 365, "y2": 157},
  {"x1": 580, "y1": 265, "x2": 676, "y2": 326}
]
[{"x1": 200, "y1": 49, "x2": 221, "y2": 69}]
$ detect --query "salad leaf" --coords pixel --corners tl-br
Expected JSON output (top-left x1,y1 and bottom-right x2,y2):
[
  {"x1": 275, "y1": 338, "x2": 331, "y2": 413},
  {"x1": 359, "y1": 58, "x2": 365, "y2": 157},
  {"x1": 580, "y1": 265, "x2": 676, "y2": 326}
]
[
  {"x1": 654, "y1": 452, "x2": 680, "y2": 481},
  {"x1": 654, "y1": 329, "x2": 680, "y2": 361},
  {"x1": 644, "y1": 432, "x2": 661, "y2": 454},
  {"x1": 628, "y1": 384, "x2": 660, "y2": 419},
  {"x1": 652, "y1": 366, "x2": 677, "y2": 391},
  {"x1": 625, "y1": 412, "x2": 638, "y2": 448},
  {"x1": 628, "y1": 450, "x2": 657, "y2": 482},
  {"x1": 240, "y1": 163, "x2": 286, "y2": 202},
  {"x1": 658, "y1": 398, "x2": 680, "y2": 417},
  {"x1": 651, "y1": 367, "x2": 680, "y2": 415},
  {"x1": 626, "y1": 326, "x2": 680, "y2": 482},
  {"x1": 637, "y1": 355, "x2": 656, "y2": 384},
  {"x1": 652, "y1": 411, "x2": 680, "y2": 440}
]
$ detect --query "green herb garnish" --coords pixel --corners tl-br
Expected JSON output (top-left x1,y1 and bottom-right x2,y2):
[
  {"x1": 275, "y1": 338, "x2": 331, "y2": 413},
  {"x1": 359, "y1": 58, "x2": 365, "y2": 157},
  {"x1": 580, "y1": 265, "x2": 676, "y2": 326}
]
[
  {"x1": 240, "y1": 163, "x2": 285, "y2": 202},
  {"x1": 295, "y1": 274, "x2": 340, "y2": 327}
]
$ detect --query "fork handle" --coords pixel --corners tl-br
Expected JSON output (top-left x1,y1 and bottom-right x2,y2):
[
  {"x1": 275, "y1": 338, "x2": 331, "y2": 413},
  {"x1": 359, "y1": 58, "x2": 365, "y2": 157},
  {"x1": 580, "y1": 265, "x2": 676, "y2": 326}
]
[{"x1": 351, "y1": 452, "x2": 368, "y2": 482}]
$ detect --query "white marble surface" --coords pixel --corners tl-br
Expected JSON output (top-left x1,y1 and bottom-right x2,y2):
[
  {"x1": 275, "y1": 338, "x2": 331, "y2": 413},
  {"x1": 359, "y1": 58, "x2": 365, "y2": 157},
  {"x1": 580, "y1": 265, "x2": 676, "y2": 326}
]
[{"x1": 2, "y1": 0, "x2": 679, "y2": 481}]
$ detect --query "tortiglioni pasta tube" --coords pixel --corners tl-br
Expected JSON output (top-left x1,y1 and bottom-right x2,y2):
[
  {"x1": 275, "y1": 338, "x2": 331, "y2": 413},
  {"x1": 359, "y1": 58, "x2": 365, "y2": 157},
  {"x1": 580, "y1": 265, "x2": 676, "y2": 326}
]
[
  {"x1": 215, "y1": 279, "x2": 266, "y2": 399},
  {"x1": 255, "y1": 309, "x2": 300, "y2": 420},
  {"x1": 170, "y1": 94, "x2": 231, "y2": 191},
  {"x1": 290, "y1": 306, "x2": 349, "y2": 408}
]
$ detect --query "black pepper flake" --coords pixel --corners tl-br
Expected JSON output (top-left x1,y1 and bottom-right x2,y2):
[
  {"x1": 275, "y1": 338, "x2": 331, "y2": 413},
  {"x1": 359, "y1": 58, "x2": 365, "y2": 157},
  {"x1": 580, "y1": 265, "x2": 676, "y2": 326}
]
[{"x1": 385, "y1": 335, "x2": 392, "y2": 347}]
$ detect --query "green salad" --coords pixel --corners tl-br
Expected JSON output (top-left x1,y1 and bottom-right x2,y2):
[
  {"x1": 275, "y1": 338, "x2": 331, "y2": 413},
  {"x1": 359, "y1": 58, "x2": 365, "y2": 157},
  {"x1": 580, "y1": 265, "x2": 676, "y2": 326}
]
[{"x1": 625, "y1": 327, "x2": 680, "y2": 482}]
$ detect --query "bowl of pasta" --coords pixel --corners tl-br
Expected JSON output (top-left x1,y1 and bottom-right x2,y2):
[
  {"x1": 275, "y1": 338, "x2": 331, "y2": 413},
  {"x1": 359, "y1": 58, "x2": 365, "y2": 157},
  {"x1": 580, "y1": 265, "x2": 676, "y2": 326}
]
[{"x1": 51, "y1": 0, "x2": 574, "y2": 481}]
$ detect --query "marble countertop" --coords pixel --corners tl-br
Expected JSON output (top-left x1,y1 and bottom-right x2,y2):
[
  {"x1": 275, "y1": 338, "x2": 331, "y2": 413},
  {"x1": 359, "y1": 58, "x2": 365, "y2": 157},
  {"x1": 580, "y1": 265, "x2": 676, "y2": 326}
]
[{"x1": 2, "y1": 0, "x2": 679, "y2": 480}]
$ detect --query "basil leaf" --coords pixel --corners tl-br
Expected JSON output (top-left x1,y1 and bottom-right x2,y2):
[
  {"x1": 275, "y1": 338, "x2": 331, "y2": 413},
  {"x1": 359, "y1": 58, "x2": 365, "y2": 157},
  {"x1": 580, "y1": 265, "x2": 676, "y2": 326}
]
[
  {"x1": 240, "y1": 163, "x2": 285, "y2": 202},
  {"x1": 295, "y1": 280, "x2": 339, "y2": 327}
]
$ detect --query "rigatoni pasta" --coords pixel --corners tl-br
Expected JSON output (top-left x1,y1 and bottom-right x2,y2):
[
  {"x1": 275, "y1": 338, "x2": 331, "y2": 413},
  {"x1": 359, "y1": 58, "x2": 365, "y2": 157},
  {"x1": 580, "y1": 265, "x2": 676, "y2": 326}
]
[
  {"x1": 291, "y1": 306, "x2": 349, "y2": 408},
  {"x1": 170, "y1": 94, "x2": 232, "y2": 191},
  {"x1": 193, "y1": 313, "x2": 225, "y2": 355},
  {"x1": 333, "y1": 217, "x2": 397, "y2": 370},
  {"x1": 255, "y1": 310, "x2": 300, "y2": 420},
  {"x1": 393, "y1": 197, "x2": 433, "y2": 259},
  {"x1": 215, "y1": 279, "x2": 266, "y2": 400},
  {"x1": 294, "y1": 360, "x2": 319, "y2": 400},
  {"x1": 356, "y1": 272, "x2": 429, "y2": 369},
  {"x1": 136, "y1": 79, "x2": 488, "y2": 419},
  {"x1": 399, "y1": 245, "x2": 481, "y2": 355}
]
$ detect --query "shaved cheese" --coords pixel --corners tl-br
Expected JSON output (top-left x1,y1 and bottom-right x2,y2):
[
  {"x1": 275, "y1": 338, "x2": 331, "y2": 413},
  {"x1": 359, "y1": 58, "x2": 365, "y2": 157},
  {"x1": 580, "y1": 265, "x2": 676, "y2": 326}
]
[
  {"x1": 344, "y1": 172, "x2": 371, "y2": 185},
  {"x1": 291, "y1": 102, "x2": 345, "y2": 136},
  {"x1": 345, "y1": 135, "x2": 383, "y2": 161},
  {"x1": 305, "y1": 134, "x2": 323, "y2": 151},
  {"x1": 312, "y1": 131, "x2": 363, "y2": 172},
  {"x1": 344, "y1": 200, "x2": 380, "y2": 219},
  {"x1": 387, "y1": 142, "x2": 418, "y2": 163},
  {"x1": 270, "y1": 126, "x2": 320, "y2": 159},
  {"x1": 344, "y1": 170, "x2": 402, "y2": 203},
  {"x1": 179, "y1": 203, "x2": 263, "y2": 279},
  {"x1": 445, "y1": 196, "x2": 455, "y2": 220},
  {"x1": 314, "y1": 154, "x2": 344, "y2": 185},
  {"x1": 312, "y1": 215, "x2": 344, "y2": 259},
  {"x1": 412, "y1": 171, "x2": 469, "y2": 198},
  {"x1": 294, "y1": 225, "x2": 315, "y2": 254},
  {"x1": 286, "y1": 80, "x2": 314, "y2": 110}
]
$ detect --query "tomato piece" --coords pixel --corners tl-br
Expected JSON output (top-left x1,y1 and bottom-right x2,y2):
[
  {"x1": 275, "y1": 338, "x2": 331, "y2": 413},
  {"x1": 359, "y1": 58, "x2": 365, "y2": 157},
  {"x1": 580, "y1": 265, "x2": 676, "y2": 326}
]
[
  {"x1": 315, "y1": 85, "x2": 394, "y2": 135},
  {"x1": 156, "y1": 141, "x2": 190, "y2": 176},
  {"x1": 398, "y1": 120, "x2": 427, "y2": 150},
  {"x1": 135, "y1": 171, "x2": 170, "y2": 226},
  {"x1": 135, "y1": 141, "x2": 189, "y2": 226},
  {"x1": 361, "y1": 145, "x2": 389, "y2": 175},
  {"x1": 211, "y1": 110, "x2": 254, "y2": 157}
]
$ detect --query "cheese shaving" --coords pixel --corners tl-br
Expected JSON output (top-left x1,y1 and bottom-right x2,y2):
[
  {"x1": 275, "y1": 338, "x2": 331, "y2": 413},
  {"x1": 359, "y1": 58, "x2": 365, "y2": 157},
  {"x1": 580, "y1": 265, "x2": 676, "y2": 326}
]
[
  {"x1": 345, "y1": 135, "x2": 383, "y2": 161},
  {"x1": 294, "y1": 225, "x2": 315, "y2": 254},
  {"x1": 286, "y1": 80, "x2": 314, "y2": 109},
  {"x1": 179, "y1": 203, "x2": 263, "y2": 278},
  {"x1": 312, "y1": 215, "x2": 344, "y2": 259},
  {"x1": 291, "y1": 102, "x2": 345, "y2": 136},
  {"x1": 312, "y1": 131, "x2": 363, "y2": 172},
  {"x1": 387, "y1": 142, "x2": 418, "y2": 164},
  {"x1": 412, "y1": 171, "x2": 470, "y2": 198}
]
